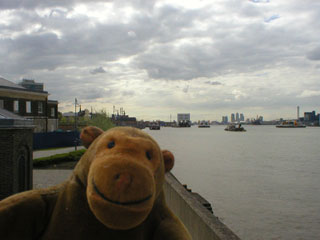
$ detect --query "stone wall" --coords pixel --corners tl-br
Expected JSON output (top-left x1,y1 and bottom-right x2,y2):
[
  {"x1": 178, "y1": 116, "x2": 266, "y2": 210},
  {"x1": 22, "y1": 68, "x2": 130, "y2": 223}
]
[
  {"x1": 48, "y1": 118, "x2": 58, "y2": 132},
  {"x1": 164, "y1": 173, "x2": 241, "y2": 240},
  {"x1": 0, "y1": 128, "x2": 33, "y2": 200}
]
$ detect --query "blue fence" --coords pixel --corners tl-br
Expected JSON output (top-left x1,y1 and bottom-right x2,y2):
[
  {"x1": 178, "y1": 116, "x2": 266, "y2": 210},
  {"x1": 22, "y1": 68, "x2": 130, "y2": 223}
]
[{"x1": 33, "y1": 131, "x2": 81, "y2": 150}]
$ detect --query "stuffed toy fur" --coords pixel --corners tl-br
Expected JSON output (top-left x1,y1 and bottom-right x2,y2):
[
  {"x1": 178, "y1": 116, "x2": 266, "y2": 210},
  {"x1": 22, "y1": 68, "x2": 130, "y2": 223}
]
[{"x1": 0, "y1": 126, "x2": 191, "y2": 240}]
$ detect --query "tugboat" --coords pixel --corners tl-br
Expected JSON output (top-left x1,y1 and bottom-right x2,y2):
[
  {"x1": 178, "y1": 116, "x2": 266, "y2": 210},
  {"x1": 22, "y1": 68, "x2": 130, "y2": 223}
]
[{"x1": 225, "y1": 123, "x2": 246, "y2": 132}]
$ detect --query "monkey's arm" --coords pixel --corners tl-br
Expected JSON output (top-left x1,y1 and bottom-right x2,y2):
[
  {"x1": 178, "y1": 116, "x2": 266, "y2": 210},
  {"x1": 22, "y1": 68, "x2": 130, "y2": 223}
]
[
  {"x1": 0, "y1": 189, "x2": 55, "y2": 240},
  {"x1": 153, "y1": 212, "x2": 192, "y2": 240}
]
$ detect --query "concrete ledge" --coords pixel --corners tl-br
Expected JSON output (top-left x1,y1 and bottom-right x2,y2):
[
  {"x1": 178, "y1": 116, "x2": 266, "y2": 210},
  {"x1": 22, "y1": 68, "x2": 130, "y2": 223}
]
[{"x1": 164, "y1": 173, "x2": 240, "y2": 240}]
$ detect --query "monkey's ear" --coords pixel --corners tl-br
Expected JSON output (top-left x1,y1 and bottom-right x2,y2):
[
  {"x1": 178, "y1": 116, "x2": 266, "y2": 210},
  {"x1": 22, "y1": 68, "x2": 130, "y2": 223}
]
[
  {"x1": 162, "y1": 150, "x2": 174, "y2": 172},
  {"x1": 80, "y1": 126, "x2": 104, "y2": 148}
]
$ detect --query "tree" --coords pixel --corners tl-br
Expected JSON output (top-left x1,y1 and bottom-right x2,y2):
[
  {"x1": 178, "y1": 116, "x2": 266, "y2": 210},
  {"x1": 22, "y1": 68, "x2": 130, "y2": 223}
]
[{"x1": 87, "y1": 110, "x2": 114, "y2": 131}]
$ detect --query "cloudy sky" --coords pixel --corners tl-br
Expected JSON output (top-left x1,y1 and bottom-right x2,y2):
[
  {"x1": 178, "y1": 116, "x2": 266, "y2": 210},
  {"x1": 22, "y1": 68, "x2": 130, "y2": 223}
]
[{"x1": 1, "y1": 0, "x2": 319, "y2": 121}]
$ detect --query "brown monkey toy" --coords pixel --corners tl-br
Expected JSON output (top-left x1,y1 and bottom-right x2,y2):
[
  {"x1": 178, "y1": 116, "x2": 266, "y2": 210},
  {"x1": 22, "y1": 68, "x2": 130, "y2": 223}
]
[{"x1": 0, "y1": 126, "x2": 191, "y2": 240}]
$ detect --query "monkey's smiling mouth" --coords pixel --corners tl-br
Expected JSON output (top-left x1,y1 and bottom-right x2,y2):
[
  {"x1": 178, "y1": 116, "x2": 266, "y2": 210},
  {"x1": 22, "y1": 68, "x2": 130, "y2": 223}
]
[{"x1": 92, "y1": 179, "x2": 152, "y2": 206}]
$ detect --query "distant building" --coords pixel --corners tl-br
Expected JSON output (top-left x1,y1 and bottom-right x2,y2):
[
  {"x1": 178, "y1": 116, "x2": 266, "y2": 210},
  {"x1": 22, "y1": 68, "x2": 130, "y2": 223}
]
[
  {"x1": 222, "y1": 116, "x2": 228, "y2": 124},
  {"x1": 231, "y1": 113, "x2": 235, "y2": 122},
  {"x1": 112, "y1": 114, "x2": 137, "y2": 127},
  {"x1": 177, "y1": 113, "x2": 190, "y2": 122},
  {"x1": 177, "y1": 113, "x2": 191, "y2": 127},
  {"x1": 236, "y1": 113, "x2": 239, "y2": 122},
  {"x1": 259, "y1": 116, "x2": 264, "y2": 122},
  {"x1": 62, "y1": 111, "x2": 79, "y2": 121},
  {"x1": 19, "y1": 79, "x2": 44, "y2": 92},
  {"x1": 0, "y1": 77, "x2": 58, "y2": 132},
  {"x1": 77, "y1": 108, "x2": 91, "y2": 118},
  {"x1": 302, "y1": 111, "x2": 319, "y2": 126},
  {"x1": 240, "y1": 113, "x2": 244, "y2": 122},
  {"x1": 304, "y1": 111, "x2": 316, "y2": 123},
  {"x1": 109, "y1": 107, "x2": 137, "y2": 127}
]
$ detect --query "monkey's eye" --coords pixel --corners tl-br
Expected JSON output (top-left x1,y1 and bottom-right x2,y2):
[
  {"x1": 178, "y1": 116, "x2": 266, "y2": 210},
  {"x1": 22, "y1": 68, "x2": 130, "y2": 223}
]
[
  {"x1": 107, "y1": 141, "x2": 115, "y2": 149},
  {"x1": 146, "y1": 151, "x2": 152, "y2": 160}
]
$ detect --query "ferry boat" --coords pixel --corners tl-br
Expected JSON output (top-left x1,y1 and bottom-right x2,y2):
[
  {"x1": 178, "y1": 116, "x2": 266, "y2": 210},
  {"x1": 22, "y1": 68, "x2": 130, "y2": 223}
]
[
  {"x1": 276, "y1": 120, "x2": 306, "y2": 128},
  {"x1": 225, "y1": 124, "x2": 246, "y2": 132}
]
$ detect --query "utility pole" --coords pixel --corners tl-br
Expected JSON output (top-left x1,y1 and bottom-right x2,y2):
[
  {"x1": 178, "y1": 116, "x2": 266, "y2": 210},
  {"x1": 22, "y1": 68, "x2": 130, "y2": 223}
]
[{"x1": 74, "y1": 98, "x2": 78, "y2": 151}]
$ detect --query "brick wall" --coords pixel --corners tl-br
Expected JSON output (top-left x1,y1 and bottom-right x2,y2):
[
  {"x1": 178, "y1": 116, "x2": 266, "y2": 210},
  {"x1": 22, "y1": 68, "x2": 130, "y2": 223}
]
[{"x1": 0, "y1": 128, "x2": 33, "y2": 200}]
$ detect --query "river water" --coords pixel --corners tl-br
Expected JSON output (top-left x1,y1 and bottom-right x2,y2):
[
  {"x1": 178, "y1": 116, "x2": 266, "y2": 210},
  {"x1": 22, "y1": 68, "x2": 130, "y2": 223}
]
[{"x1": 145, "y1": 125, "x2": 320, "y2": 240}]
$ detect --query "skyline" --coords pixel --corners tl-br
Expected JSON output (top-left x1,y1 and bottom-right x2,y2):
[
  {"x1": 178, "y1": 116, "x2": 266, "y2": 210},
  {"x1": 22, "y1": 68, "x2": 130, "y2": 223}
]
[
  {"x1": 71, "y1": 105, "x2": 315, "y2": 123},
  {"x1": 1, "y1": 0, "x2": 320, "y2": 121}
]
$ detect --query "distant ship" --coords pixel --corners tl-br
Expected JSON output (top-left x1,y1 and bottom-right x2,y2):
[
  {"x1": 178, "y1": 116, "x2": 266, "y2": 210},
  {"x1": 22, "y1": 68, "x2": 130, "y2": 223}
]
[
  {"x1": 149, "y1": 123, "x2": 160, "y2": 130},
  {"x1": 198, "y1": 121, "x2": 210, "y2": 128},
  {"x1": 277, "y1": 106, "x2": 306, "y2": 128},
  {"x1": 225, "y1": 124, "x2": 246, "y2": 132},
  {"x1": 276, "y1": 120, "x2": 306, "y2": 128}
]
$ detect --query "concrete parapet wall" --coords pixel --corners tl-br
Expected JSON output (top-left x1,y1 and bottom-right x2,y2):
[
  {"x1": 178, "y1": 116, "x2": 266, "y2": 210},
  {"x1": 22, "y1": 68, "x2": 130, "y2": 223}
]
[{"x1": 164, "y1": 173, "x2": 240, "y2": 240}]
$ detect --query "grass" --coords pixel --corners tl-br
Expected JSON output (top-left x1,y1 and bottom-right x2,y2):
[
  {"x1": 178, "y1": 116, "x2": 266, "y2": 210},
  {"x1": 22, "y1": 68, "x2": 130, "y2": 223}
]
[{"x1": 33, "y1": 149, "x2": 86, "y2": 168}]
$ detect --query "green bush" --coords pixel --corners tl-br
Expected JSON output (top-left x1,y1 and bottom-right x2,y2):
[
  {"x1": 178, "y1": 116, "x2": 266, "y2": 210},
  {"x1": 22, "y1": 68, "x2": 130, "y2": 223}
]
[
  {"x1": 33, "y1": 149, "x2": 86, "y2": 167},
  {"x1": 87, "y1": 109, "x2": 114, "y2": 130}
]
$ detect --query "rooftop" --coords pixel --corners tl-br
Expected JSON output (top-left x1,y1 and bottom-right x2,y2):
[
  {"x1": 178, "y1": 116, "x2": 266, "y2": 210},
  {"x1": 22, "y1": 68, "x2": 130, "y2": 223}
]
[
  {"x1": 0, "y1": 77, "x2": 48, "y2": 94},
  {"x1": 0, "y1": 77, "x2": 25, "y2": 89},
  {"x1": 0, "y1": 108, "x2": 33, "y2": 128}
]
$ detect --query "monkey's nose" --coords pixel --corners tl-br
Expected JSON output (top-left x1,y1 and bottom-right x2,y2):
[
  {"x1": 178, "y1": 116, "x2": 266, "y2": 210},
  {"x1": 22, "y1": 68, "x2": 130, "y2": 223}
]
[{"x1": 114, "y1": 172, "x2": 133, "y2": 192}]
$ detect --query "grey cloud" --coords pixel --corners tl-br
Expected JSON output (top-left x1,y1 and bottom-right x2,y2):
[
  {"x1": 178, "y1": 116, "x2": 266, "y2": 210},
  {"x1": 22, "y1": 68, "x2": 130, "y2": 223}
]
[
  {"x1": 205, "y1": 81, "x2": 222, "y2": 86},
  {"x1": 0, "y1": 0, "x2": 106, "y2": 9},
  {"x1": 249, "y1": 0, "x2": 270, "y2": 3},
  {"x1": 240, "y1": 4, "x2": 262, "y2": 18},
  {"x1": 264, "y1": 14, "x2": 280, "y2": 23},
  {"x1": 0, "y1": 0, "x2": 73, "y2": 9},
  {"x1": 182, "y1": 85, "x2": 189, "y2": 93},
  {"x1": 307, "y1": 47, "x2": 320, "y2": 61},
  {"x1": 1, "y1": 3, "x2": 209, "y2": 76},
  {"x1": 0, "y1": 9, "x2": 151, "y2": 74},
  {"x1": 54, "y1": 82, "x2": 115, "y2": 102},
  {"x1": 82, "y1": 88, "x2": 112, "y2": 100},
  {"x1": 90, "y1": 67, "x2": 106, "y2": 75},
  {"x1": 136, "y1": 6, "x2": 317, "y2": 81},
  {"x1": 0, "y1": 0, "x2": 157, "y2": 10},
  {"x1": 122, "y1": 90, "x2": 135, "y2": 97}
]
